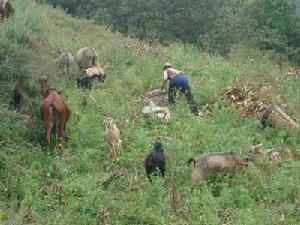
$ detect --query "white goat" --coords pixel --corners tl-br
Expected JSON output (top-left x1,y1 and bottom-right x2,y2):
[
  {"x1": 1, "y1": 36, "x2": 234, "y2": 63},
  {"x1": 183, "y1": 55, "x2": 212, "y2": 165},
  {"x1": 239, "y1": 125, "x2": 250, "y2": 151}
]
[
  {"x1": 104, "y1": 117, "x2": 122, "y2": 158},
  {"x1": 85, "y1": 62, "x2": 113, "y2": 81}
]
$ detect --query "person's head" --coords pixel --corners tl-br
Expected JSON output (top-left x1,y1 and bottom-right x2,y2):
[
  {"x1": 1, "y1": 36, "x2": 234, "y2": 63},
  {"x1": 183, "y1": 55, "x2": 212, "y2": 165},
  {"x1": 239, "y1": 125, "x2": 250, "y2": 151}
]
[{"x1": 162, "y1": 63, "x2": 172, "y2": 70}]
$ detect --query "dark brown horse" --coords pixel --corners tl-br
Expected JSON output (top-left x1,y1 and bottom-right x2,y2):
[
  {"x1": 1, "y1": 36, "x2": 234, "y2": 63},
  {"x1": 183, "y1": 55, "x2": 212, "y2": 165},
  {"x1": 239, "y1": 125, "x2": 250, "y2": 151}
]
[{"x1": 0, "y1": 0, "x2": 14, "y2": 22}]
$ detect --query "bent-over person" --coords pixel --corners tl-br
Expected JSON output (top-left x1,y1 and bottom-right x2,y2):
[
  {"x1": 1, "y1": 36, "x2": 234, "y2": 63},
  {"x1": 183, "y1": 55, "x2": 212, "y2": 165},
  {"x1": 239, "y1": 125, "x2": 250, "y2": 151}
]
[{"x1": 160, "y1": 63, "x2": 198, "y2": 115}]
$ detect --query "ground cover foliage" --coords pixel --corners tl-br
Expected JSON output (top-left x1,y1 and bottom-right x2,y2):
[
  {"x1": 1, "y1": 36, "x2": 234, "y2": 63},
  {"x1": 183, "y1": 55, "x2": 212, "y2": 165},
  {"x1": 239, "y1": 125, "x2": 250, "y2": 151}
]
[{"x1": 1, "y1": 1, "x2": 300, "y2": 224}]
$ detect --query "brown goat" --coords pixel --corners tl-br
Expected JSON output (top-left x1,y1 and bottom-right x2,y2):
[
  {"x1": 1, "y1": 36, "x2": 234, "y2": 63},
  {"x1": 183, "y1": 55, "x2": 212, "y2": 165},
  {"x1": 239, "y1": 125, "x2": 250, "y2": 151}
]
[
  {"x1": 40, "y1": 89, "x2": 70, "y2": 146},
  {"x1": 0, "y1": 0, "x2": 14, "y2": 22},
  {"x1": 104, "y1": 117, "x2": 122, "y2": 158},
  {"x1": 188, "y1": 152, "x2": 248, "y2": 188}
]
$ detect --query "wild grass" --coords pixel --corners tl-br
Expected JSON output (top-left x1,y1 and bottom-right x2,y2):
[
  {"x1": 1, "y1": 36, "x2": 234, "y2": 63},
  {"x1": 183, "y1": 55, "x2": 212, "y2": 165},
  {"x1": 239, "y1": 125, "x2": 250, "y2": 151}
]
[{"x1": 1, "y1": 0, "x2": 300, "y2": 224}]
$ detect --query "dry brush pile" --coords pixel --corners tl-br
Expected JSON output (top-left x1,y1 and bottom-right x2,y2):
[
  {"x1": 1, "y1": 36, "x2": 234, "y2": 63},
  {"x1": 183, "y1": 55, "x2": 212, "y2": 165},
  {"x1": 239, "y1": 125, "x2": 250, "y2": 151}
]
[{"x1": 204, "y1": 77, "x2": 277, "y2": 118}]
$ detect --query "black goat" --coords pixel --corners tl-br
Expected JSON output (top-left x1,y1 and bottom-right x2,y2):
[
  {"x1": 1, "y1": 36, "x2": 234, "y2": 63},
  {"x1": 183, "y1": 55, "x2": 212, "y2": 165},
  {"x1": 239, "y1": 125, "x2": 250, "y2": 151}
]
[
  {"x1": 10, "y1": 85, "x2": 22, "y2": 110},
  {"x1": 77, "y1": 75, "x2": 105, "y2": 89},
  {"x1": 97, "y1": 74, "x2": 106, "y2": 82},
  {"x1": 77, "y1": 76, "x2": 94, "y2": 89},
  {"x1": 144, "y1": 141, "x2": 166, "y2": 181}
]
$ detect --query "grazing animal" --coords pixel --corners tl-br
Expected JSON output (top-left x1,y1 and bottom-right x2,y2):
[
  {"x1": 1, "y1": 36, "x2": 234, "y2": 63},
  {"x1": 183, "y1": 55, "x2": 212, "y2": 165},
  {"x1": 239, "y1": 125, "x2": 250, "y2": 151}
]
[
  {"x1": 40, "y1": 89, "x2": 70, "y2": 146},
  {"x1": 57, "y1": 49, "x2": 74, "y2": 73},
  {"x1": 12, "y1": 85, "x2": 22, "y2": 109},
  {"x1": 38, "y1": 74, "x2": 50, "y2": 97},
  {"x1": 84, "y1": 62, "x2": 113, "y2": 82},
  {"x1": 144, "y1": 141, "x2": 166, "y2": 181},
  {"x1": 76, "y1": 75, "x2": 100, "y2": 89},
  {"x1": 76, "y1": 47, "x2": 98, "y2": 69},
  {"x1": 104, "y1": 117, "x2": 122, "y2": 158},
  {"x1": 10, "y1": 84, "x2": 22, "y2": 111},
  {"x1": 0, "y1": 0, "x2": 14, "y2": 22},
  {"x1": 249, "y1": 144, "x2": 282, "y2": 162},
  {"x1": 188, "y1": 152, "x2": 248, "y2": 188},
  {"x1": 85, "y1": 67, "x2": 106, "y2": 82}
]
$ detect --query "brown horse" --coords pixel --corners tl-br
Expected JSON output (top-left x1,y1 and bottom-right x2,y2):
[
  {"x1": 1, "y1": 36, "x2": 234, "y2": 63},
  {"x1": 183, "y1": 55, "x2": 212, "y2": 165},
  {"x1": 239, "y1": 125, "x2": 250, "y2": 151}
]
[
  {"x1": 0, "y1": 0, "x2": 14, "y2": 22},
  {"x1": 40, "y1": 89, "x2": 70, "y2": 146}
]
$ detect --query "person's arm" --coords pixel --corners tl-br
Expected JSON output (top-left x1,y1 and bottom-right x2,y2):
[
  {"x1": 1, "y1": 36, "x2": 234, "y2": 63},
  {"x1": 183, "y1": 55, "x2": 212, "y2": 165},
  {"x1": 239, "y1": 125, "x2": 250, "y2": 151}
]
[
  {"x1": 160, "y1": 70, "x2": 168, "y2": 90},
  {"x1": 160, "y1": 79, "x2": 167, "y2": 90}
]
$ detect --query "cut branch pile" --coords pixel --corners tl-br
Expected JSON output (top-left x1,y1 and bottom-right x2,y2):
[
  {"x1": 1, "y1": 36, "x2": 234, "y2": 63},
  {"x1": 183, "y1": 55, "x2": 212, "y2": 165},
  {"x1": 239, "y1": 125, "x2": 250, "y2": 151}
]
[
  {"x1": 285, "y1": 67, "x2": 300, "y2": 80},
  {"x1": 205, "y1": 77, "x2": 277, "y2": 118}
]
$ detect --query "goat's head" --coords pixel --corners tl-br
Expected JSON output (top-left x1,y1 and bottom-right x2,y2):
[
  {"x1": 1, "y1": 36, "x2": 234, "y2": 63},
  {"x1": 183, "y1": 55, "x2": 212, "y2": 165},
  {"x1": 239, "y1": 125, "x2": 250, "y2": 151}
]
[
  {"x1": 38, "y1": 74, "x2": 48, "y2": 86},
  {"x1": 235, "y1": 157, "x2": 249, "y2": 166},
  {"x1": 153, "y1": 141, "x2": 163, "y2": 152},
  {"x1": 104, "y1": 117, "x2": 115, "y2": 130},
  {"x1": 58, "y1": 48, "x2": 67, "y2": 55},
  {"x1": 102, "y1": 62, "x2": 113, "y2": 71},
  {"x1": 249, "y1": 144, "x2": 263, "y2": 155}
]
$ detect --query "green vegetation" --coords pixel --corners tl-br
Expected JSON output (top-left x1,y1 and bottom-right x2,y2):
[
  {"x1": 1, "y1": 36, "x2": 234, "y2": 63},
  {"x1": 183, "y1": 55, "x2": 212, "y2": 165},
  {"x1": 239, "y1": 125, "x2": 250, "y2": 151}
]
[
  {"x1": 1, "y1": 0, "x2": 300, "y2": 224},
  {"x1": 39, "y1": 0, "x2": 300, "y2": 64}
]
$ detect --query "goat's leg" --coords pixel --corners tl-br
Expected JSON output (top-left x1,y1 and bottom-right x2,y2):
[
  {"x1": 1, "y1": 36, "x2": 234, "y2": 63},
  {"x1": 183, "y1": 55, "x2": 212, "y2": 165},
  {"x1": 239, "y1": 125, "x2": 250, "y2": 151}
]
[
  {"x1": 191, "y1": 169, "x2": 204, "y2": 189},
  {"x1": 112, "y1": 145, "x2": 116, "y2": 159},
  {"x1": 109, "y1": 143, "x2": 117, "y2": 159},
  {"x1": 107, "y1": 145, "x2": 113, "y2": 159}
]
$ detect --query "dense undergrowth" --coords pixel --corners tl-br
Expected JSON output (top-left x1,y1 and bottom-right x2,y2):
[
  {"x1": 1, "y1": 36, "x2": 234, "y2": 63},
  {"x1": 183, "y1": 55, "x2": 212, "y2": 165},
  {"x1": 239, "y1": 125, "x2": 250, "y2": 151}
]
[{"x1": 1, "y1": 1, "x2": 300, "y2": 224}]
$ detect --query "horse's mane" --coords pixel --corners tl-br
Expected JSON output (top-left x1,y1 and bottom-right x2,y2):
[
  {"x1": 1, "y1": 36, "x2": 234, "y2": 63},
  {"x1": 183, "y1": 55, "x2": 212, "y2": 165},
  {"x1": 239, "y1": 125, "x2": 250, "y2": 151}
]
[{"x1": 43, "y1": 88, "x2": 63, "y2": 99}]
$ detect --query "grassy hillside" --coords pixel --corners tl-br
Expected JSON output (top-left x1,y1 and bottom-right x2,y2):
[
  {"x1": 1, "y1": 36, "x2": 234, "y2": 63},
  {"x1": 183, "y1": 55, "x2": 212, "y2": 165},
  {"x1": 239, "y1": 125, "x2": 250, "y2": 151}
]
[{"x1": 1, "y1": 1, "x2": 300, "y2": 224}]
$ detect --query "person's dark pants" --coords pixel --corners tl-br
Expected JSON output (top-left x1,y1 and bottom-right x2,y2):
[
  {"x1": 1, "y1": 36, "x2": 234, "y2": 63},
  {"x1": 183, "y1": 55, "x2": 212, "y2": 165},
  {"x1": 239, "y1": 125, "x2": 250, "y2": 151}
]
[{"x1": 168, "y1": 74, "x2": 198, "y2": 115}]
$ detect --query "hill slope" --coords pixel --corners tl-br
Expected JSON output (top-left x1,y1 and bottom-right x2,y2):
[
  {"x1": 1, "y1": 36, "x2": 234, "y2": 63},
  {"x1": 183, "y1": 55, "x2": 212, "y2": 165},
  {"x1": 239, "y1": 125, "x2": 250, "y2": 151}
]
[{"x1": 1, "y1": 1, "x2": 300, "y2": 224}]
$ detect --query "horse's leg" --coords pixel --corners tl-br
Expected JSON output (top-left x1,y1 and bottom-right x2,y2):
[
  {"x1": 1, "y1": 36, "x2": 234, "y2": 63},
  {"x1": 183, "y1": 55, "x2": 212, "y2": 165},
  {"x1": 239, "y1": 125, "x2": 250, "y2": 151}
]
[
  {"x1": 56, "y1": 122, "x2": 63, "y2": 145},
  {"x1": 46, "y1": 127, "x2": 51, "y2": 146},
  {"x1": 63, "y1": 125, "x2": 69, "y2": 142}
]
